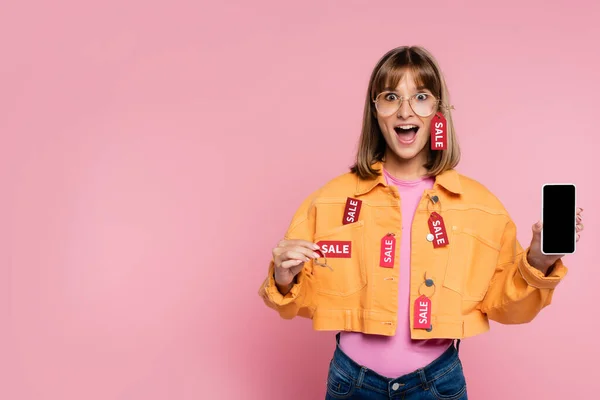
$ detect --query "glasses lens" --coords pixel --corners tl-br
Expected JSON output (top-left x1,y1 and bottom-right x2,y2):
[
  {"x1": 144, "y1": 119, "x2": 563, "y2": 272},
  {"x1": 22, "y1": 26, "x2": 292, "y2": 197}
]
[
  {"x1": 375, "y1": 92, "x2": 401, "y2": 117},
  {"x1": 410, "y1": 94, "x2": 437, "y2": 117}
]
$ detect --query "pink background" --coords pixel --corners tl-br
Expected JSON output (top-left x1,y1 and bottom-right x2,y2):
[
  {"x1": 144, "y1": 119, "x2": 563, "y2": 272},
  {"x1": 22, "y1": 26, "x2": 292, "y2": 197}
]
[{"x1": 2, "y1": 1, "x2": 599, "y2": 399}]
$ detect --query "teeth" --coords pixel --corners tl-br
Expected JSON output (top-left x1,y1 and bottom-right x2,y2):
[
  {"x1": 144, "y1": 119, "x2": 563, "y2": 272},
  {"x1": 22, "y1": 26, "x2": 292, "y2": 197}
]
[{"x1": 396, "y1": 125, "x2": 417, "y2": 130}]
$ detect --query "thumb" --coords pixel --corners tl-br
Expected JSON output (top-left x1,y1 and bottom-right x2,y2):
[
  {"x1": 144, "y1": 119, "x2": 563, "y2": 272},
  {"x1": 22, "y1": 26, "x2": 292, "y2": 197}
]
[{"x1": 531, "y1": 221, "x2": 542, "y2": 246}]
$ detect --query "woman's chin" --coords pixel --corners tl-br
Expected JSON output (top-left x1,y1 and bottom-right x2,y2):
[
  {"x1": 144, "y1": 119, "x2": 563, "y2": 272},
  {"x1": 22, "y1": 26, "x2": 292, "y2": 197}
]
[
  {"x1": 384, "y1": 135, "x2": 428, "y2": 163},
  {"x1": 391, "y1": 146, "x2": 422, "y2": 162}
]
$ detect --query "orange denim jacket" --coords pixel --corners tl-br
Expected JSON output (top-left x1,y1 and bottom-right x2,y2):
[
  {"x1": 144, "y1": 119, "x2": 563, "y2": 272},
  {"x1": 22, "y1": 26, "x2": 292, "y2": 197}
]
[{"x1": 258, "y1": 163, "x2": 568, "y2": 339}]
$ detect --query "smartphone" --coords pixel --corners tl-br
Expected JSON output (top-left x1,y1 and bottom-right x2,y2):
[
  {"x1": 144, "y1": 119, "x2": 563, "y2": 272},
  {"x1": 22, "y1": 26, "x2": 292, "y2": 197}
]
[{"x1": 541, "y1": 183, "x2": 577, "y2": 255}]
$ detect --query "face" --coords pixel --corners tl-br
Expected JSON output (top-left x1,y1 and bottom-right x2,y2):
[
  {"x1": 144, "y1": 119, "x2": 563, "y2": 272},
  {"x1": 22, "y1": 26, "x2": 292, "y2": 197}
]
[{"x1": 375, "y1": 70, "x2": 436, "y2": 170}]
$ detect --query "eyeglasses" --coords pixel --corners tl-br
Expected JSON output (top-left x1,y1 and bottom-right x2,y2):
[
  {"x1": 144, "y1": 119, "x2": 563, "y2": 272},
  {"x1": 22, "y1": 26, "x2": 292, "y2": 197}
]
[{"x1": 373, "y1": 91, "x2": 440, "y2": 118}]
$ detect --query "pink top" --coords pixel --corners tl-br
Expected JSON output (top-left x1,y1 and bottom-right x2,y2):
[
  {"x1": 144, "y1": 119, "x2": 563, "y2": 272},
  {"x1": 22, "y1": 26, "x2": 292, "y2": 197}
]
[{"x1": 338, "y1": 169, "x2": 452, "y2": 378}]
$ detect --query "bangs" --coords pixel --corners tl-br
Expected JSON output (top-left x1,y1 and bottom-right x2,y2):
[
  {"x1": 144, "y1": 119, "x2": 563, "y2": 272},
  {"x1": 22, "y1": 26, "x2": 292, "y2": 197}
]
[{"x1": 372, "y1": 50, "x2": 441, "y2": 99}]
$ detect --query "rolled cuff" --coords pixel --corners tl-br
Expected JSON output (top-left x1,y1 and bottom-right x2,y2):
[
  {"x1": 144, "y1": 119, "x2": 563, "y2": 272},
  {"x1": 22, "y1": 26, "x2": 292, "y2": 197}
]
[
  {"x1": 260, "y1": 261, "x2": 306, "y2": 307},
  {"x1": 517, "y1": 248, "x2": 568, "y2": 290}
]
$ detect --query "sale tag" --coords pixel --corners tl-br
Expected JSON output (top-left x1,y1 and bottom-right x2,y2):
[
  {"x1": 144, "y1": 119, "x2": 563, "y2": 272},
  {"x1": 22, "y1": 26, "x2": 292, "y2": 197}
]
[
  {"x1": 430, "y1": 112, "x2": 447, "y2": 150},
  {"x1": 428, "y1": 212, "x2": 449, "y2": 248},
  {"x1": 343, "y1": 197, "x2": 362, "y2": 225},
  {"x1": 414, "y1": 295, "x2": 432, "y2": 329},
  {"x1": 316, "y1": 241, "x2": 352, "y2": 258},
  {"x1": 380, "y1": 234, "x2": 396, "y2": 268}
]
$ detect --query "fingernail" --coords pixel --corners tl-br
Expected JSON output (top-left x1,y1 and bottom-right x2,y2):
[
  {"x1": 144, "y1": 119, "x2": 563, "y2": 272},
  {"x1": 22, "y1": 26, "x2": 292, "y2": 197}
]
[
  {"x1": 312, "y1": 252, "x2": 320, "y2": 259},
  {"x1": 313, "y1": 244, "x2": 320, "y2": 250},
  {"x1": 304, "y1": 257, "x2": 310, "y2": 262}
]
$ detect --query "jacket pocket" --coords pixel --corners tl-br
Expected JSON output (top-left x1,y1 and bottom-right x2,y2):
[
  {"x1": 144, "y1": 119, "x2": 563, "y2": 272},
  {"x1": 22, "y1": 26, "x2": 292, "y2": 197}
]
[
  {"x1": 313, "y1": 221, "x2": 366, "y2": 297},
  {"x1": 443, "y1": 226, "x2": 501, "y2": 301}
]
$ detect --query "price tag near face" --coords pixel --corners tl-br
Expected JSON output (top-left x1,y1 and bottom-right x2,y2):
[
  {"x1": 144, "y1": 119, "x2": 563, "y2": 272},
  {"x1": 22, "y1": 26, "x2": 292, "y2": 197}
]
[{"x1": 430, "y1": 112, "x2": 447, "y2": 150}]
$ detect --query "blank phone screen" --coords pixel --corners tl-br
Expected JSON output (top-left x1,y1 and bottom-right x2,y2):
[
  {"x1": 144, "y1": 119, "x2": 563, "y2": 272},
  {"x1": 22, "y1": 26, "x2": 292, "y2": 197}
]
[{"x1": 542, "y1": 184, "x2": 576, "y2": 254}]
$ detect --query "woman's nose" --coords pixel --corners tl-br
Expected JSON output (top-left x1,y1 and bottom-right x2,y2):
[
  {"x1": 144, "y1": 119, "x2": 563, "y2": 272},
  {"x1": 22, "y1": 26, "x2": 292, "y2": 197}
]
[{"x1": 397, "y1": 99, "x2": 413, "y2": 118}]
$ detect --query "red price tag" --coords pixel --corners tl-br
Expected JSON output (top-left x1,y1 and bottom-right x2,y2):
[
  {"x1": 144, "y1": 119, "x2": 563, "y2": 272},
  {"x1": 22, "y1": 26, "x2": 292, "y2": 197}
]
[
  {"x1": 343, "y1": 197, "x2": 362, "y2": 225},
  {"x1": 428, "y1": 212, "x2": 449, "y2": 248},
  {"x1": 379, "y1": 234, "x2": 396, "y2": 268},
  {"x1": 315, "y1": 241, "x2": 352, "y2": 258},
  {"x1": 430, "y1": 112, "x2": 447, "y2": 150},
  {"x1": 414, "y1": 295, "x2": 432, "y2": 329}
]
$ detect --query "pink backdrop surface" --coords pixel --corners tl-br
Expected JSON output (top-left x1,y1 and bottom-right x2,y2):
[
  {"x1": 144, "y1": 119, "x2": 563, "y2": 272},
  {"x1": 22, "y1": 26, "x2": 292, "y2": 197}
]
[{"x1": 2, "y1": 1, "x2": 599, "y2": 399}]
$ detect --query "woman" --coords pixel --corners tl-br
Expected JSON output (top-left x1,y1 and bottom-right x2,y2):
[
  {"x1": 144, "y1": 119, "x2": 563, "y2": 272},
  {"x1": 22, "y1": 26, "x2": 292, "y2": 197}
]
[{"x1": 258, "y1": 46, "x2": 584, "y2": 400}]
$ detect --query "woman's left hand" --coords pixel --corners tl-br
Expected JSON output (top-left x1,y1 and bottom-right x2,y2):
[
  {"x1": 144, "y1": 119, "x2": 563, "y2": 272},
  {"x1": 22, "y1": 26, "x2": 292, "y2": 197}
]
[{"x1": 527, "y1": 207, "x2": 584, "y2": 274}]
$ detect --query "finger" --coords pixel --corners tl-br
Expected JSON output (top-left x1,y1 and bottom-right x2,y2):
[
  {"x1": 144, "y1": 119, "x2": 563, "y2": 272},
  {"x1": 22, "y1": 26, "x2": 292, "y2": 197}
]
[
  {"x1": 279, "y1": 239, "x2": 320, "y2": 250},
  {"x1": 577, "y1": 207, "x2": 583, "y2": 213},
  {"x1": 576, "y1": 223, "x2": 584, "y2": 231},
  {"x1": 285, "y1": 246, "x2": 321, "y2": 260},
  {"x1": 274, "y1": 247, "x2": 319, "y2": 266},
  {"x1": 532, "y1": 221, "x2": 542, "y2": 234},
  {"x1": 576, "y1": 233, "x2": 581, "y2": 242},
  {"x1": 577, "y1": 214, "x2": 582, "y2": 223},
  {"x1": 274, "y1": 242, "x2": 314, "y2": 255},
  {"x1": 280, "y1": 250, "x2": 314, "y2": 263},
  {"x1": 280, "y1": 259, "x2": 303, "y2": 269}
]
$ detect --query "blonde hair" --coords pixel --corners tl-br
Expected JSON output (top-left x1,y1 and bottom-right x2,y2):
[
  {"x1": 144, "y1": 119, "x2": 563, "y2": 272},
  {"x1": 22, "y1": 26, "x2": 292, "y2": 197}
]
[{"x1": 350, "y1": 46, "x2": 460, "y2": 179}]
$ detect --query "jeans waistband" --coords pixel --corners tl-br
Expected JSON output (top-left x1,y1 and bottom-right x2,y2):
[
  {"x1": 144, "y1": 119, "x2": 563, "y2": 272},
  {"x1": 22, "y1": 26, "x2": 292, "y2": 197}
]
[{"x1": 332, "y1": 332, "x2": 461, "y2": 394}]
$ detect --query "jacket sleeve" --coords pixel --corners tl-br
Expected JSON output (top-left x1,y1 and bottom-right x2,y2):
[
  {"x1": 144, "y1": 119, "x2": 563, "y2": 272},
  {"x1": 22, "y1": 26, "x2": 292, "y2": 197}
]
[
  {"x1": 480, "y1": 217, "x2": 568, "y2": 324},
  {"x1": 258, "y1": 195, "x2": 317, "y2": 320}
]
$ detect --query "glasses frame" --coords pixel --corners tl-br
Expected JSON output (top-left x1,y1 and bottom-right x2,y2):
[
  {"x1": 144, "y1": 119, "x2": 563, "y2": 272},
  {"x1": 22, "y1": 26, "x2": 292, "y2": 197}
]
[{"x1": 372, "y1": 91, "x2": 441, "y2": 118}]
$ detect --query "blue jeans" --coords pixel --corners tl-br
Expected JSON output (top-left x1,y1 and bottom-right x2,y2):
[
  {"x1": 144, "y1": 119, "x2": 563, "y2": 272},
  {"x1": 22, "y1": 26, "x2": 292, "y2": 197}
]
[{"x1": 325, "y1": 333, "x2": 467, "y2": 400}]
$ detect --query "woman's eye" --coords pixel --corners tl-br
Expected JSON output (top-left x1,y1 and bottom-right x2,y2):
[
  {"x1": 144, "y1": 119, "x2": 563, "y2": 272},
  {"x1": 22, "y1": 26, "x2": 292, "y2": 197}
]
[
  {"x1": 415, "y1": 93, "x2": 429, "y2": 101},
  {"x1": 385, "y1": 93, "x2": 399, "y2": 101}
]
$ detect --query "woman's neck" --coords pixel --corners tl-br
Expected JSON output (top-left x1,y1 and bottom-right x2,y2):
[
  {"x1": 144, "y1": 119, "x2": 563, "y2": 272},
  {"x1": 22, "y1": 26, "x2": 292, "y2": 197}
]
[{"x1": 383, "y1": 152, "x2": 428, "y2": 181}]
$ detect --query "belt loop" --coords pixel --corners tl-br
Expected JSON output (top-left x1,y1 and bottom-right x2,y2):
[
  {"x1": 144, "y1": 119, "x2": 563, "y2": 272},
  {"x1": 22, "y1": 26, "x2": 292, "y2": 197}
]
[
  {"x1": 356, "y1": 367, "x2": 366, "y2": 388},
  {"x1": 336, "y1": 332, "x2": 341, "y2": 345},
  {"x1": 418, "y1": 369, "x2": 429, "y2": 390},
  {"x1": 455, "y1": 338, "x2": 461, "y2": 353}
]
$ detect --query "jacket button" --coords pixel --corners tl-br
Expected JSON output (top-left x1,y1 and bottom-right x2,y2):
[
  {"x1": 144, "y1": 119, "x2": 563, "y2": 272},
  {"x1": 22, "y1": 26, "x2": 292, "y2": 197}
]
[
  {"x1": 426, "y1": 325, "x2": 433, "y2": 332},
  {"x1": 426, "y1": 233, "x2": 434, "y2": 242},
  {"x1": 431, "y1": 195, "x2": 439, "y2": 203},
  {"x1": 392, "y1": 383, "x2": 400, "y2": 391},
  {"x1": 425, "y1": 279, "x2": 434, "y2": 287}
]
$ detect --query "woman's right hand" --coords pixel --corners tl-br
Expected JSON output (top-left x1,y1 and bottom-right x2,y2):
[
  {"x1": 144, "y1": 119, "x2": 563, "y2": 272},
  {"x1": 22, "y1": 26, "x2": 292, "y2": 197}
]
[{"x1": 272, "y1": 239, "x2": 321, "y2": 290}]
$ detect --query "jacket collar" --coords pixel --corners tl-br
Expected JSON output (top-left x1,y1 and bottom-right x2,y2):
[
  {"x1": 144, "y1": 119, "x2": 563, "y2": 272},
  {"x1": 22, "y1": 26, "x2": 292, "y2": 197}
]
[{"x1": 354, "y1": 161, "x2": 463, "y2": 196}]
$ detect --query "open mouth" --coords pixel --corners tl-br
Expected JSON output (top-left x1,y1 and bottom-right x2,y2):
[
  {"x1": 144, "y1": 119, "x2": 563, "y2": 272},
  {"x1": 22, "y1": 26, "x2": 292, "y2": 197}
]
[{"x1": 394, "y1": 125, "x2": 419, "y2": 144}]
